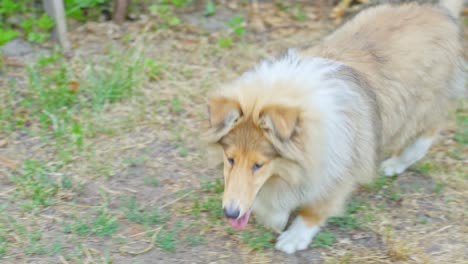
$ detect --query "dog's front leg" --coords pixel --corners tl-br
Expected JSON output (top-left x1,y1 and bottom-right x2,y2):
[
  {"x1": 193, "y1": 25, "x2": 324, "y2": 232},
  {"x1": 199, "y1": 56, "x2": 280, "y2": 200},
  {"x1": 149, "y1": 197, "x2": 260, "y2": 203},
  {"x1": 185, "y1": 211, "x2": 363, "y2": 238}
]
[
  {"x1": 275, "y1": 184, "x2": 353, "y2": 254},
  {"x1": 252, "y1": 202, "x2": 290, "y2": 233},
  {"x1": 274, "y1": 207, "x2": 323, "y2": 254}
]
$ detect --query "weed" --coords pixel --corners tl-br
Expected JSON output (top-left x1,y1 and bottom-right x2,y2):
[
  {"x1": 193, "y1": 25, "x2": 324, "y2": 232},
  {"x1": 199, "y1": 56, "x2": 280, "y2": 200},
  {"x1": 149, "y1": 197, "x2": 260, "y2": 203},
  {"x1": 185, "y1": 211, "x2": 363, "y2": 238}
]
[
  {"x1": 63, "y1": 209, "x2": 119, "y2": 237},
  {"x1": 124, "y1": 156, "x2": 146, "y2": 167},
  {"x1": 311, "y1": 230, "x2": 336, "y2": 248},
  {"x1": 143, "y1": 176, "x2": 160, "y2": 186},
  {"x1": 121, "y1": 196, "x2": 168, "y2": 227},
  {"x1": 185, "y1": 233, "x2": 205, "y2": 246},
  {"x1": 226, "y1": 15, "x2": 245, "y2": 36},
  {"x1": 412, "y1": 162, "x2": 435, "y2": 174},
  {"x1": 204, "y1": 1, "x2": 216, "y2": 16},
  {"x1": 92, "y1": 210, "x2": 120, "y2": 236},
  {"x1": 292, "y1": 4, "x2": 307, "y2": 21},
  {"x1": 434, "y1": 182, "x2": 445, "y2": 195},
  {"x1": 61, "y1": 175, "x2": 73, "y2": 189},
  {"x1": 49, "y1": 241, "x2": 63, "y2": 256},
  {"x1": 201, "y1": 195, "x2": 222, "y2": 221},
  {"x1": 0, "y1": 28, "x2": 19, "y2": 45},
  {"x1": 454, "y1": 108, "x2": 467, "y2": 145},
  {"x1": 365, "y1": 176, "x2": 392, "y2": 191},
  {"x1": 11, "y1": 160, "x2": 59, "y2": 210},
  {"x1": 328, "y1": 215, "x2": 359, "y2": 230},
  {"x1": 0, "y1": 223, "x2": 8, "y2": 257},
  {"x1": 24, "y1": 230, "x2": 47, "y2": 255},
  {"x1": 86, "y1": 51, "x2": 146, "y2": 110},
  {"x1": 149, "y1": 2, "x2": 187, "y2": 28},
  {"x1": 171, "y1": 98, "x2": 183, "y2": 113},
  {"x1": 191, "y1": 198, "x2": 201, "y2": 217},
  {"x1": 420, "y1": 217, "x2": 428, "y2": 224},
  {"x1": 328, "y1": 199, "x2": 365, "y2": 230},
  {"x1": 240, "y1": 225, "x2": 274, "y2": 250},
  {"x1": 156, "y1": 226, "x2": 179, "y2": 252},
  {"x1": 201, "y1": 178, "x2": 224, "y2": 194},
  {"x1": 217, "y1": 37, "x2": 233, "y2": 48},
  {"x1": 217, "y1": 15, "x2": 246, "y2": 48}
]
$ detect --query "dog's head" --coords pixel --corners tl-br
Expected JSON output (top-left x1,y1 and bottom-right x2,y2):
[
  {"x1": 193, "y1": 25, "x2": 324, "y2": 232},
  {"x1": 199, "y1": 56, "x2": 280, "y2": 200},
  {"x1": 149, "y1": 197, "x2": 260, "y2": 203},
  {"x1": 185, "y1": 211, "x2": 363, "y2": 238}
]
[{"x1": 206, "y1": 95, "x2": 301, "y2": 229}]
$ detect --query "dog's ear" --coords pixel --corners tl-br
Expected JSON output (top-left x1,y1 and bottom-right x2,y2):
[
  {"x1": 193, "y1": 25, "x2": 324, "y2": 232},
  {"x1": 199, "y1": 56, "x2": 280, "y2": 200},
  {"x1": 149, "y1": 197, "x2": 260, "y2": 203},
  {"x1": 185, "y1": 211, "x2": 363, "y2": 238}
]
[
  {"x1": 259, "y1": 105, "x2": 299, "y2": 141},
  {"x1": 206, "y1": 96, "x2": 242, "y2": 142}
]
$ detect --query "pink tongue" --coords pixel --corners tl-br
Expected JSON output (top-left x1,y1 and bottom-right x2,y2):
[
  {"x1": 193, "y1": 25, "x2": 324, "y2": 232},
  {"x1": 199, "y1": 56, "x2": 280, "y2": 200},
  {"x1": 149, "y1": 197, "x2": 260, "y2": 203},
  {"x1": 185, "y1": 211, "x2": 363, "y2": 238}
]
[{"x1": 228, "y1": 209, "x2": 252, "y2": 230}]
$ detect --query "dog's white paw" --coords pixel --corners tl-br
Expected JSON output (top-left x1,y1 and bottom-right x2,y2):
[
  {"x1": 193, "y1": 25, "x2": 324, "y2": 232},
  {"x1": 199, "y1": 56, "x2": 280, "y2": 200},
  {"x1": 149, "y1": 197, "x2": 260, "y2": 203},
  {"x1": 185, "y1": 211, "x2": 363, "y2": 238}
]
[
  {"x1": 275, "y1": 217, "x2": 320, "y2": 254},
  {"x1": 380, "y1": 157, "x2": 407, "y2": 176}
]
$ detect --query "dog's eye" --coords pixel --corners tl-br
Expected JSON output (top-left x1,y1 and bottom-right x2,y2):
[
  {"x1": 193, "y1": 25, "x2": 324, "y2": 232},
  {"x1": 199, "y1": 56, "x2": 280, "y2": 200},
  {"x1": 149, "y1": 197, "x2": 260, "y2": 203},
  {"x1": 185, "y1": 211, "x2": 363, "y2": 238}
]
[
  {"x1": 227, "y1": 158, "x2": 234, "y2": 166},
  {"x1": 252, "y1": 163, "x2": 263, "y2": 172}
]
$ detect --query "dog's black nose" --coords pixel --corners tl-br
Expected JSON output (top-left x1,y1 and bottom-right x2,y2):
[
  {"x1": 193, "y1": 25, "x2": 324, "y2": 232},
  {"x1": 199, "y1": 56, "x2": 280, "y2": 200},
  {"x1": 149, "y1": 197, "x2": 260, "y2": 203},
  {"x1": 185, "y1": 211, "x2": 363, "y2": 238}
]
[{"x1": 223, "y1": 206, "x2": 240, "y2": 219}]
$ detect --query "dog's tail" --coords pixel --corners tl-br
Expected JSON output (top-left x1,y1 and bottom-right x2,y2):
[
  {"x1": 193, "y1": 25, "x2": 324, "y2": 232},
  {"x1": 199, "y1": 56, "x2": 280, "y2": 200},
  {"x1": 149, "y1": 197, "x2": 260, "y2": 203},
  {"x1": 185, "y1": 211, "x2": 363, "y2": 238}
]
[{"x1": 439, "y1": 0, "x2": 464, "y2": 17}]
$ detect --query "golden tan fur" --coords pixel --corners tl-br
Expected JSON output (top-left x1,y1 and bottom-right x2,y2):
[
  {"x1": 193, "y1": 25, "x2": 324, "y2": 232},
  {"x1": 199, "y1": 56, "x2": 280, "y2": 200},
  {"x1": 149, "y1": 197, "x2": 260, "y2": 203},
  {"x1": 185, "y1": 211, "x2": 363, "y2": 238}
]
[
  {"x1": 204, "y1": 0, "x2": 465, "y2": 254},
  {"x1": 303, "y1": 3, "x2": 464, "y2": 155}
]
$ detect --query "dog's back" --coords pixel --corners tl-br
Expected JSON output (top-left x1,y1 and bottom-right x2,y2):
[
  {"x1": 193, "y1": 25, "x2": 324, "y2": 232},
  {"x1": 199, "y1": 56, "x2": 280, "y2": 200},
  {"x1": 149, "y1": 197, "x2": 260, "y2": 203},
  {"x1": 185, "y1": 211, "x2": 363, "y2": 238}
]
[{"x1": 302, "y1": 1, "x2": 465, "y2": 156}]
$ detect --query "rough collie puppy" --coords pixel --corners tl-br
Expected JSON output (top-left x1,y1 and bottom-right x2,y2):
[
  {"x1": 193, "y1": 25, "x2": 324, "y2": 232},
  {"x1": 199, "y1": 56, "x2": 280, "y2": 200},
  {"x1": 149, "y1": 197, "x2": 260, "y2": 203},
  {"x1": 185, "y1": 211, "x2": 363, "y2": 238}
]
[{"x1": 204, "y1": 0, "x2": 465, "y2": 254}]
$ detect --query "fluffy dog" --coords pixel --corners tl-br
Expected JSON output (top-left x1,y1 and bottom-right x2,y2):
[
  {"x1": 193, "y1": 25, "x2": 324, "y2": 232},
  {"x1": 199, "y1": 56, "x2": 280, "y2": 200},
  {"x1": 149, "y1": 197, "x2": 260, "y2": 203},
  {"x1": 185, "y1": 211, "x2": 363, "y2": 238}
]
[{"x1": 205, "y1": 0, "x2": 465, "y2": 254}]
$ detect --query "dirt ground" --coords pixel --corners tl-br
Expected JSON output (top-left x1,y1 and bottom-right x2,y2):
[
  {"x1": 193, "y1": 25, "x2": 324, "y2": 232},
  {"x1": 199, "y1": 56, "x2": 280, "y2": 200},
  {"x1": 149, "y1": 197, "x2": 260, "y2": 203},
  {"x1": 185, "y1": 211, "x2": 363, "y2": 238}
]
[{"x1": 0, "y1": 2, "x2": 466, "y2": 264}]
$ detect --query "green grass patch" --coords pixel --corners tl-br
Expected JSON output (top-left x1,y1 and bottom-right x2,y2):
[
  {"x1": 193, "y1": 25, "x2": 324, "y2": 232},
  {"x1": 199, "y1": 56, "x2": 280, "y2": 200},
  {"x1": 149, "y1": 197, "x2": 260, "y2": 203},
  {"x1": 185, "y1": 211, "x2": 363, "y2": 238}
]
[
  {"x1": 11, "y1": 160, "x2": 59, "y2": 210},
  {"x1": 155, "y1": 222, "x2": 185, "y2": 252},
  {"x1": 311, "y1": 230, "x2": 336, "y2": 248},
  {"x1": 328, "y1": 199, "x2": 369, "y2": 230},
  {"x1": 412, "y1": 161, "x2": 436, "y2": 174},
  {"x1": 201, "y1": 178, "x2": 224, "y2": 194},
  {"x1": 143, "y1": 176, "x2": 160, "y2": 186},
  {"x1": 454, "y1": 108, "x2": 467, "y2": 145},
  {"x1": 63, "y1": 209, "x2": 119, "y2": 237},
  {"x1": 0, "y1": 222, "x2": 8, "y2": 258},
  {"x1": 120, "y1": 196, "x2": 169, "y2": 228},
  {"x1": 0, "y1": 49, "x2": 149, "y2": 156},
  {"x1": 200, "y1": 195, "x2": 223, "y2": 221},
  {"x1": 240, "y1": 225, "x2": 274, "y2": 250},
  {"x1": 185, "y1": 233, "x2": 206, "y2": 246}
]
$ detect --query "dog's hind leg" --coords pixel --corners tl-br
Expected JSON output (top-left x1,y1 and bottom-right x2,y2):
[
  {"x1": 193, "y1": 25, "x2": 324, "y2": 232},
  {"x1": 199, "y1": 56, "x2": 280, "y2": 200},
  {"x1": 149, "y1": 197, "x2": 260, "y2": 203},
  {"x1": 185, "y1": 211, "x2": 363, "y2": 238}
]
[{"x1": 380, "y1": 129, "x2": 438, "y2": 176}]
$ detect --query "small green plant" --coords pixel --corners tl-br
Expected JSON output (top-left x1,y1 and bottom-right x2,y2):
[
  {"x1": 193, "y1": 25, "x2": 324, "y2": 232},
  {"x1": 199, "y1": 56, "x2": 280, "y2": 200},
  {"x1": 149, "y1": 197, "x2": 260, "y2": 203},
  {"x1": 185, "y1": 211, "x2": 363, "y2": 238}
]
[
  {"x1": 11, "y1": 160, "x2": 59, "y2": 210},
  {"x1": 328, "y1": 214, "x2": 359, "y2": 230},
  {"x1": 217, "y1": 37, "x2": 233, "y2": 48},
  {"x1": 156, "y1": 226, "x2": 180, "y2": 252},
  {"x1": 171, "y1": 98, "x2": 183, "y2": 113},
  {"x1": 191, "y1": 198, "x2": 201, "y2": 217},
  {"x1": 63, "y1": 209, "x2": 119, "y2": 237},
  {"x1": 185, "y1": 233, "x2": 205, "y2": 246},
  {"x1": 240, "y1": 225, "x2": 274, "y2": 250},
  {"x1": 365, "y1": 176, "x2": 392, "y2": 191},
  {"x1": 201, "y1": 178, "x2": 224, "y2": 194},
  {"x1": 143, "y1": 176, "x2": 160, "y2": 186},
  {"x1": 217, "y1": 15, "x2": 246, "y2": 48},
  {"x1": 201, "y1": 195, "x2": 222, "y2": 221},
  {"x1": 412, "y1": 162, "x2": 435, "y2": 174},
  {"x1": 454, "y1": 110, "x2": 467, "y2": 145},
  {"x1": 124, "y1": 156, "x2": 146, "y2": 167},
  {"x1": 420, "y1": 217, "x2": 428, "y2": 224},
  {"x1": 204, "y1": 1, "x2": 216, "y2": 16},
  {"x1": 226, "y1": 15, "x2": 245, "y2": 36},
  {"x1": 292, "y1": 4, "x2": 307, "y2": 21},
  {"x1": 0, "y1": 223, "x2": 8, "y2": 258},
  {"x1": 434, "y1": 182, "x2": 445, "y2": 195},
  {"x1": 24, "y1": 230, "x2": 47, "y2": 255},
  {"x1": 120, "y1": 196, "x2": 168, "y2": 227},
  {"x1": 311, "y1": 230, "x2": 336, "y2": 248},
  {"x1": 0, "y1": 28, "x2": 19, "y2": 45},
  {"x1": 149, "y1": 0, "x2": 192, "y2": 28},
  {"x1": 328, "y1": 199, "x2": 365, "y2": 230}
]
